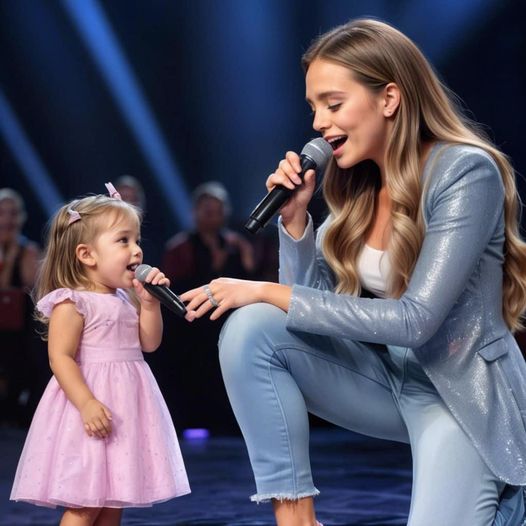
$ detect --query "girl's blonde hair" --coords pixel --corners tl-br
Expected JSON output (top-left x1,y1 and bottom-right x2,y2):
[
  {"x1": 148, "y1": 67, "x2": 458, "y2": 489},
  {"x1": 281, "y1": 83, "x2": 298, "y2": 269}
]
[
  {"x1": 34, "y1": 195, "x2": 142, "y2": 332},
  {"x1": 302, "y1": 18, "x2": 526, "y2": 331}
]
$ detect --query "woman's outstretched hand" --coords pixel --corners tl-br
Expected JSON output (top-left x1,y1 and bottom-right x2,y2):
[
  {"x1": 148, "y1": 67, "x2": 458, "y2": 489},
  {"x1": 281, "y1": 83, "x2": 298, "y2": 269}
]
[
  {"x1": 181, "y1": 279, "x2": 292, "y2": 321},
  {"x1": 181, "y1": 278, "x2": 264, "y2": 321}
]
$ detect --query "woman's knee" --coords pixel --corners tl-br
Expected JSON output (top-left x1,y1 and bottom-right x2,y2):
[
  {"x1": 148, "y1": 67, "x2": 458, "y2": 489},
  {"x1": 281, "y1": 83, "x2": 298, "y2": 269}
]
[
  {"x1": 219, "y1": 303, "x2": 286, "y2": 348},
  {"x1": 219, "y1": 303, "x2": 287, "y2": 374}
]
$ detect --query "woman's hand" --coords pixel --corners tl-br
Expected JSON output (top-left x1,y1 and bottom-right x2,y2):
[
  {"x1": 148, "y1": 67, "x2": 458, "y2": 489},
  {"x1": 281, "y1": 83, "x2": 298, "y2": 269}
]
[
  {"x1": 80, "y1": 398, "x2": 112, "y2": 439},
  {"x1": 267, "y1": 151, "x2": 316, "y2": 237},
  {"x1": 133, "y1": 267, "x2": 170, "y2": 310},
  {"x1": 181, "y1": 279, "x2": 292, "y2": 321},
  {"x1": 181, "y1": 278, "x2": 264, "y2": 321}
]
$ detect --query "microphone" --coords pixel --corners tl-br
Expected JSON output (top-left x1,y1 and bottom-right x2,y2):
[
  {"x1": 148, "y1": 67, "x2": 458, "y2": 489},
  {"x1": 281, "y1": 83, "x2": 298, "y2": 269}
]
[
  {"x1": 134, "y1": 264, "x2": 187, "y2": 318},
  {"x1": 244, "y1": 138, "x2": 333, "y2": 234}
]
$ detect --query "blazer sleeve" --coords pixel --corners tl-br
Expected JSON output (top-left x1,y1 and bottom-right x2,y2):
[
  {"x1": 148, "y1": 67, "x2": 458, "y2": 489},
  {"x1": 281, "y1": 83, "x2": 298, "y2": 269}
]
[
  {"x1": 278, "y1": 214, "x2": 335, "y2": 291},
  {"x1": 286, "y1": 147, "x2": 505, "y2": 347}
]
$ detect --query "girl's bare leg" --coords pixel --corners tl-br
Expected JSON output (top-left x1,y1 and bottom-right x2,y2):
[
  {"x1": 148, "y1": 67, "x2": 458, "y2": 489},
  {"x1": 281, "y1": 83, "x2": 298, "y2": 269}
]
[
  {"x1": 60, "y1": 507, "x2": 101, "y2": 526},
  {"x1": 93, "y1": 507, "x2": 123, "y2": 526}
]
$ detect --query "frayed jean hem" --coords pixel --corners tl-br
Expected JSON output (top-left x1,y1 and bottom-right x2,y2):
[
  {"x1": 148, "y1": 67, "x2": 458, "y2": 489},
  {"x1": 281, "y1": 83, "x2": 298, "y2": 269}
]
[{"x1": 250, "y1": 488, "x2": 320, "y2": 504}]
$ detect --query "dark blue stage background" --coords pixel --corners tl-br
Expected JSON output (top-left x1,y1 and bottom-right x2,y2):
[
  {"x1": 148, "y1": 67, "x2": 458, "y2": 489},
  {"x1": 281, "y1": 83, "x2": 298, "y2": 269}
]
[
  {"x1": 1, "y1": 0, "x2": 525, "y2": 244},
  {"x1": 1, "y1": 1, "x2": 526, "y2": 524}
]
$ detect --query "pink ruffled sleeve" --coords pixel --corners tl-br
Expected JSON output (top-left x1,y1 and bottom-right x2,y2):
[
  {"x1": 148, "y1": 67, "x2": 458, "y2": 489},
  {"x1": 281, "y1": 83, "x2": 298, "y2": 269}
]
[{"x1": 36, "y1": 288, "x2": 88, "y2": 319}]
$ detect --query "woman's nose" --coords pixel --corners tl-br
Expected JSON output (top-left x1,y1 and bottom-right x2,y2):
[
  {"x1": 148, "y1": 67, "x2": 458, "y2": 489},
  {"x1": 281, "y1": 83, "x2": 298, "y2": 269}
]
[{"x1": 312, "y1": 110, "x2": 329, "y2": 132}]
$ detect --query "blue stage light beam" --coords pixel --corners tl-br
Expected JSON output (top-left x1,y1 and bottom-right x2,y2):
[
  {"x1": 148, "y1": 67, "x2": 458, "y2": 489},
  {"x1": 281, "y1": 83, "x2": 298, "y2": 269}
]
[
  {"x1": 61, "y1": 0, "x2": 192, "y2": 229},
  {"x1": 397, "y1": 0, "x2": 500, "y2": 63},
  {"x1": 316, "y1": 0, "x2": 499, "y2": 65},
  {"x1": 0, "y1": 88, "x2": 63, "y2": 216}
]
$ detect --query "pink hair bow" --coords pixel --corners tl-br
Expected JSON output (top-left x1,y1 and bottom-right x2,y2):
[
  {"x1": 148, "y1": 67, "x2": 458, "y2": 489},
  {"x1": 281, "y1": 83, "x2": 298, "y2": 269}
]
[
  {"x1": 67, "y1": 208, "x2": 81, "y2": 225},
  {"x1": 105, "y1": 182, "x2": 122, "y2": 200}
]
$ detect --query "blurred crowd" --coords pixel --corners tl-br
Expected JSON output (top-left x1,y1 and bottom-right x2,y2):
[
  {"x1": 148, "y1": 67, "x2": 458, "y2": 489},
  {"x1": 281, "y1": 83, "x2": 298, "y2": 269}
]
[{"x1": 0, "y1": 188, "x2": 47, "y2": 427}]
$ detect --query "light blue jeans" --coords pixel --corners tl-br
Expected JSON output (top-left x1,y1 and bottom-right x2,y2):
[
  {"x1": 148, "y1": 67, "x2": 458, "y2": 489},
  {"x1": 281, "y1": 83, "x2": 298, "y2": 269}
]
[{"x1": 218, "y1": 304, "x2": 525, "y2": 526}]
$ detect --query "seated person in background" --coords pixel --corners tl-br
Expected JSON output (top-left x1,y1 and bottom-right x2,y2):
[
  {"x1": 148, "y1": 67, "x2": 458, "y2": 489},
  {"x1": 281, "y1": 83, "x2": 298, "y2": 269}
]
[
  {"x1": 114, "y1": 175, "x2": 146, "y2": 210},
  {"x1": 163, "y1": 181, "x2": 255, "y2": 290},
  {"x1": 114, "y1": 175, "x2": 160, "y2": 266},
  {"x1": 0, "y1": 188, "x2": 43, "y2": 427},
  {"x1": 158, "y1": 182, "x2": 255, "y2": 434},
  {"x1": 0, "y1": 188, "x2": 39, "y2": 290}
]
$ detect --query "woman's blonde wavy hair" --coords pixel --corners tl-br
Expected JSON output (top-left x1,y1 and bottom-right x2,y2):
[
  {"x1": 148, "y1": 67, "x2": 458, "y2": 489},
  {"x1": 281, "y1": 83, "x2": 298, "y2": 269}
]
[
  {"x1": 302, "y1": 18, "x2": 526, "y2": 331},
  {"x1": 33, "y1": 195, "x2": 142, "y2": 334}
]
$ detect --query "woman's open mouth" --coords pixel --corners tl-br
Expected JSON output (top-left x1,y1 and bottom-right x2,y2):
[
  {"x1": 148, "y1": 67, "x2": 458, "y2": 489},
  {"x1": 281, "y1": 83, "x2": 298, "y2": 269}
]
[{"x1": 327, "y1": 135, "x2": 347, "y2": 154}]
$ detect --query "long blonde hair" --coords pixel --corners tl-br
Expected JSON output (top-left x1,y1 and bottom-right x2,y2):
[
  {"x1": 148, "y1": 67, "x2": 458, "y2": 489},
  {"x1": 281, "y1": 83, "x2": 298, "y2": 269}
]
[
  {"x1": 302, "y1": 18, "x2": 526, "y2": 331},
  {"x1": 34, "y1": 195, "x2": 142, "y2": 332}
]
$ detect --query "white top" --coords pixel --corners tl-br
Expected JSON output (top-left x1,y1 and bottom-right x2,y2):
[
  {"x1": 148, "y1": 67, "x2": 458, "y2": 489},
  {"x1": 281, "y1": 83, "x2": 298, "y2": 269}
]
[{"x1": 357, "y1": 244, "x2": 391, "y2": 298}]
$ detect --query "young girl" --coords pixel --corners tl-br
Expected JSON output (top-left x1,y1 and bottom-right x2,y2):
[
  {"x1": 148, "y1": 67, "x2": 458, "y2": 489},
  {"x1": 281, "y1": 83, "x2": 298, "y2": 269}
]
[{"x1": 10, "y1": 183, "x2": 190, "y2": 526}]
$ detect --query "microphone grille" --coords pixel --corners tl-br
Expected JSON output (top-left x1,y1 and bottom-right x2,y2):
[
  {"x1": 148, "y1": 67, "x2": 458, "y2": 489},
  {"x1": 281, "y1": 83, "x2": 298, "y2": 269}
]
[
  {"x1": 134, "y1": 264, "x2": 152, "y2": 282},
  {"x1": 301, "y1": 138, "x2": 333, "y2": 172}
]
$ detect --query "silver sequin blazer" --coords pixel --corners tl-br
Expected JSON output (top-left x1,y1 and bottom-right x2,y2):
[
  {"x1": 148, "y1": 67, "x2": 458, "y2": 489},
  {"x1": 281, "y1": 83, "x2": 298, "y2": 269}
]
[{"x1": 279, "y1": 143, "x2": 526, "y2": 485}]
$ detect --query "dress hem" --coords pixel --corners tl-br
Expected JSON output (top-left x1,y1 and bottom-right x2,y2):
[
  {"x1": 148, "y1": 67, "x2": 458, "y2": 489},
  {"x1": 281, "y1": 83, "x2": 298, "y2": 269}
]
[{"x1": 10, "y1": 488, "x2": 191, "y2": 509}]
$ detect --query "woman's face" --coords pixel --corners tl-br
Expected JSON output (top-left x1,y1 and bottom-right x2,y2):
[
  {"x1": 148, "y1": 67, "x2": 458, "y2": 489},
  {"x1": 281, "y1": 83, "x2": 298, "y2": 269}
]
[
  {"x1": 0, "y1": 198, "x2": 23, "y2": 244},
  {"x1": 305, "y1": 59, "x2": 392, "y2": 171}
]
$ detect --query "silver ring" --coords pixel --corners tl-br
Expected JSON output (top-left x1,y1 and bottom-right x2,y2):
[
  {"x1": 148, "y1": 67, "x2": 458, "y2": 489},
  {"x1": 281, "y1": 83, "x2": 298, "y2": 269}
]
[{"x1": 203, "y1": 284, "x2": 219, "y2": 308}]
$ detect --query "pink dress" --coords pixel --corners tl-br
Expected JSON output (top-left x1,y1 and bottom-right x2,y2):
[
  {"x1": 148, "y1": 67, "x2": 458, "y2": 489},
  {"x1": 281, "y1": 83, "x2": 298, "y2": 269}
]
[{"x1": 10, "y1": 288, "x2": 190, "y2": 508}]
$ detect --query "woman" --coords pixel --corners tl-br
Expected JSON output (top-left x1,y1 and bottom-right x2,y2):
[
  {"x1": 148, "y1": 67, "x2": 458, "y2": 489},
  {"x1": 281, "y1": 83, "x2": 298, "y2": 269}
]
[{"x1": 181, "y1": 19, "x2": 526, "y2": 525}]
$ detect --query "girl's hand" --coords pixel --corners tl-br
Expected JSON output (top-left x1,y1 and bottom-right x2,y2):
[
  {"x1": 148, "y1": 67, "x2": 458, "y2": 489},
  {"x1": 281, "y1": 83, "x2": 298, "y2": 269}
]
[
  {"x1": 80, "y1": 399, "x2": 112, "y2": 439},
  {"x1": 267, "y1": 151, "x2": 316, "y2": 228},
  {"x1": 132, "y1": 267, "x2": 170, "y2": 309},
  {"x1": 181, "y1": 278, "x2": 265, "y2": 321}
]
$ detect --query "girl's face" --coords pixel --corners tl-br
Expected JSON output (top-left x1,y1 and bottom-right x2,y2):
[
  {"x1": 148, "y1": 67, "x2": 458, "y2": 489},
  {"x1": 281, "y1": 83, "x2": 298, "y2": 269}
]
[
  {"x1": 305, "y1": 59, "x2": 393, "y2": 172},
  {"x1": 86, "y1": 212, "x2": 143, "y2": 293},
  {"x1": 0, "y1": 198, "x2": 23, "y2": 244}
]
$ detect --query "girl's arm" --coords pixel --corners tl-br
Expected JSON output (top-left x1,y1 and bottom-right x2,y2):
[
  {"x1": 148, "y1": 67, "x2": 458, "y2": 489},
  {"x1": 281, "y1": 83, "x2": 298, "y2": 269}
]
[
  {"x1": 48, "y1": 301, "x2": 112, "y2": 438},
  {"x1": 137, "y1": 301, "x2": 163, "y2": 352},
  {"x1": 133, "y1": 267, "x2": 169, "y2": 352}
]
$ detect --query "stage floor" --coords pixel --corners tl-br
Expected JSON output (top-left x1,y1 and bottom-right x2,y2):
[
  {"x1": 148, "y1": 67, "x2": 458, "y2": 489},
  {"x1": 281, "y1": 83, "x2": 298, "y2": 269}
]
[{"x1": 1, "y1": 426, "x2": 411, "y2": 525}]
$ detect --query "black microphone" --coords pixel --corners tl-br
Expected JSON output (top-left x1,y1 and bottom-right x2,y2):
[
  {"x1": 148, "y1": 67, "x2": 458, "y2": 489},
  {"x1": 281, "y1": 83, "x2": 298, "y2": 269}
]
[
  {"x1": 244, "y1": 138, "x2": 333, "y2": 234},
  {"x1": 134, "y1": 264, "x2": 187, "y2": 318}
]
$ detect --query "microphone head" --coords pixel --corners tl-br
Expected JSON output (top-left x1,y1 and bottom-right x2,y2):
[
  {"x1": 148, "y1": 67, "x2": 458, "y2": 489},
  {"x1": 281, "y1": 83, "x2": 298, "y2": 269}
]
[
  {"x1": 300, "y1": 138, "x2": 333, "y2": 172},
  {"x1": 134, "y1": 264, "x2": 152, "y2": 283}
]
